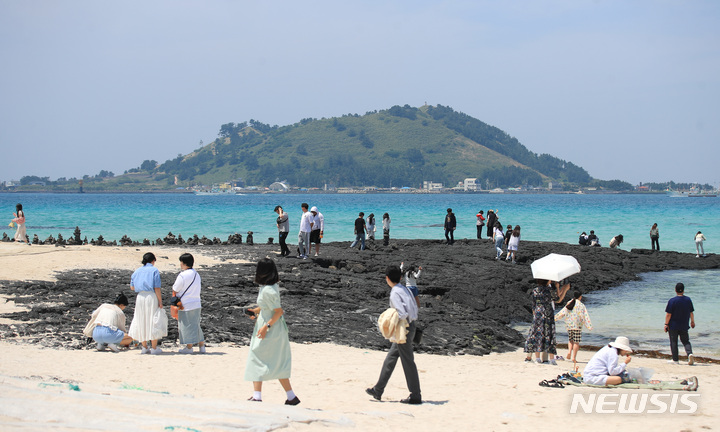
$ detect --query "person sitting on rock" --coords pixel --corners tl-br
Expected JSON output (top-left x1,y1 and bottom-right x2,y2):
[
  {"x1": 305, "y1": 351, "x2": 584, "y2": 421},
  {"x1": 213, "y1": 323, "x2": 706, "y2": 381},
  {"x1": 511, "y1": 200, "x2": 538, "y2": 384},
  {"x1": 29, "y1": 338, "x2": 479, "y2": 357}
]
[
  {"x1": 578, "y1": 232, "x2": 588, "y2": 246},
  {"x1": 609, "y1": 234, "x2": 624, "y2": 248},
  {"x1": 83, "y1": 293, "x2": 133, "y2": 352},
  {"x1": 587, "y1": 230, "x2": 600, "y2": 247}
]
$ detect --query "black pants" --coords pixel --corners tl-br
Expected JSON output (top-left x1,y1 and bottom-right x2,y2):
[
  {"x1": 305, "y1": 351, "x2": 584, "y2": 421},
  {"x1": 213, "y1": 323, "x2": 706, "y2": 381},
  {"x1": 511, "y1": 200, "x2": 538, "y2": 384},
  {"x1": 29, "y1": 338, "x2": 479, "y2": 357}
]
[
  {"x1": 651, "y1": 236, "x2": 659, "y2": 251},
  {"x1": 383, "y1": 229, "x2": 389, "y2": 246},
  {"x1": 372, "y1": 321, "x2": 421, "y2": 400},
  {"x1": 445, "y1": 229, "x2": 454, "y2": 244},
  {"x1": 476, "y1": 225, "x2": 483, "y2": 239},
  {"x1": 668, "y1": 329, "x2": 692, "y2": 362},
  {"x1": 278, "y1": 232, "x2": 290, "y2": 256}
]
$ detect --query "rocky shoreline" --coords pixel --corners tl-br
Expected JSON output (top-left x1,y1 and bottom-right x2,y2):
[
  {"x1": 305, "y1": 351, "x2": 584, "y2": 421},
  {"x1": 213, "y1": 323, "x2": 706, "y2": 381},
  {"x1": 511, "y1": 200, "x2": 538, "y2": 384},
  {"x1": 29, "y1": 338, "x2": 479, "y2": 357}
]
[{"x1": 1, "y1": 239, "x2": 718, "y2": 356}]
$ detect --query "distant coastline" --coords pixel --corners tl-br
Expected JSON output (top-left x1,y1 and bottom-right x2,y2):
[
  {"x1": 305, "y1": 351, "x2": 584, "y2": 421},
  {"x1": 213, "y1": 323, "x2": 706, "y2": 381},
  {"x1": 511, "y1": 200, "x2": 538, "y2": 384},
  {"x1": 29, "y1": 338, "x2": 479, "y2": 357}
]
[{"x1": 0, "y1": 189, "x2": 670, "y2": 195}]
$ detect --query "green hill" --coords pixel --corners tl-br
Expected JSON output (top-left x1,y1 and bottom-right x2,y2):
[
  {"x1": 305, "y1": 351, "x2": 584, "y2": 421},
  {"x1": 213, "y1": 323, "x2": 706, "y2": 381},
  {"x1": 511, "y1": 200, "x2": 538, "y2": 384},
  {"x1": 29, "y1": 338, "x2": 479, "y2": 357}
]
[
  {"x1": 153, "y1": 104, "x2": 592, "y2": 189},
  {"x1": 10, "y1": 104, "x2": 607, "y2": 192}
]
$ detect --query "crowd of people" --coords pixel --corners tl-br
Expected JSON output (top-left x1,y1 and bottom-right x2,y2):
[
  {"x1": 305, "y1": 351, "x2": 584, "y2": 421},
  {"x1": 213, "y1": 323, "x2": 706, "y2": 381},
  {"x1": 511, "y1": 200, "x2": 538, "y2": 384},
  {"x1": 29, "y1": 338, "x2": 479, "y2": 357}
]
[
  {"x1": 6, "y1": 202, "x2": 707, "y2": 400},
  {"x1": 83, "y1": 253, "x2": 301, "y2": 405}
]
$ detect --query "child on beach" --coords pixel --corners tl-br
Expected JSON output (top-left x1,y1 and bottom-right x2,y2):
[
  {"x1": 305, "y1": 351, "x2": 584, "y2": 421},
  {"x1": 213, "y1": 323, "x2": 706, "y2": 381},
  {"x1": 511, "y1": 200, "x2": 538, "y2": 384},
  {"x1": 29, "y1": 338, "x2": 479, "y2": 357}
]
[
  {"x1": 400, "y1": 262, "x2": 422, "y2": 307},
  {"x1": 554, "y1": 290, "x2": 593, "y2": 367},
  {"x1": 505, "y1": 225, "x2": 520, "y2": 263},
  {"x1": 695, "y1": 231, "x2": 706, "y2": 257},
  {"x1": 493, "y1": 222, "x2": 505, "y2": 260},
  {"x1": 503, "y1": 224, "x2": 513, "y2": 255}
]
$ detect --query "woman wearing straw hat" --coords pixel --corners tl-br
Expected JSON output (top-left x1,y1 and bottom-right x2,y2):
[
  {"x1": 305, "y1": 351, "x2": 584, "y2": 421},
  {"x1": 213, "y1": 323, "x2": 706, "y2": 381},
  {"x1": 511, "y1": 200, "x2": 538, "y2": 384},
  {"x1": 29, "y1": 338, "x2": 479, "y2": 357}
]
[{"x1": 582, "y1": 336, "x2": 633, "y2": 386}]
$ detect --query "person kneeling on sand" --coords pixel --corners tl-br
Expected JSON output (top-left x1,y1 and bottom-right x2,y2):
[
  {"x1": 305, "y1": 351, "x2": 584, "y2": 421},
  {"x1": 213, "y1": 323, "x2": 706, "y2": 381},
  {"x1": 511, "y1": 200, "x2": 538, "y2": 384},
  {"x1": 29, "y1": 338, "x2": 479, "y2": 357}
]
[
  {"x1": 582, "y1": 336, "x2": 633, "y2": 386},
  {"x1": 83, "y1": 293, "x2": 133, "y2": 352}
]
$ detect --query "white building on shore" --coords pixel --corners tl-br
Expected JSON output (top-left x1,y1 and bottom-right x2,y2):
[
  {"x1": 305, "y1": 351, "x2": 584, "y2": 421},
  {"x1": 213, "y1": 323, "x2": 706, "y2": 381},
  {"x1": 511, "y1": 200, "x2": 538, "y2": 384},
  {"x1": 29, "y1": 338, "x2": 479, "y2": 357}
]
[
  {"x1": 463, "y1": 178, "x2": 480, "y2": 191},
  {"x1": 423, "y1": 181, "x2": 443, "y2": 191}
]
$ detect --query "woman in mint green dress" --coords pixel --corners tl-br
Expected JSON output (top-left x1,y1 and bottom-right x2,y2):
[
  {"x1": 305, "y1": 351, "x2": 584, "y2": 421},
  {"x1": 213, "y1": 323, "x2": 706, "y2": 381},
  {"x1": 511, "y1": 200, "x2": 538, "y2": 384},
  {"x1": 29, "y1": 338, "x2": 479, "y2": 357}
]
[{"x1": 244, "y1": 258, "x2": 300, "y2": 405}]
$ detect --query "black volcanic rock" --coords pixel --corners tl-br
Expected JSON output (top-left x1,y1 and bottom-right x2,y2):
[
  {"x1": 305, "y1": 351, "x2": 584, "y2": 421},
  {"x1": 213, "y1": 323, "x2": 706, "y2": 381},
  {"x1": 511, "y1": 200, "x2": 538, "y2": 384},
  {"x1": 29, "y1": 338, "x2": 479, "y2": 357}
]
[{"x1": 0, "y1": 239, "x2": 717, "y2": 355}]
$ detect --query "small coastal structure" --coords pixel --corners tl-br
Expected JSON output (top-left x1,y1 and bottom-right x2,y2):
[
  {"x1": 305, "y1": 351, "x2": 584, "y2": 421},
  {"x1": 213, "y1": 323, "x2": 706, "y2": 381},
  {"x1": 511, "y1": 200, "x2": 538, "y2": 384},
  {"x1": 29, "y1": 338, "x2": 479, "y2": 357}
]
[
  {"x1": 463, "y1": 178, "x2": 480, "y2": 191},
  {"x1": 423, "y1": 181, "x2": 443, "y2": 191},
  {"x1": 268, "y1": 181, "x2": 289, "y2": 192}
]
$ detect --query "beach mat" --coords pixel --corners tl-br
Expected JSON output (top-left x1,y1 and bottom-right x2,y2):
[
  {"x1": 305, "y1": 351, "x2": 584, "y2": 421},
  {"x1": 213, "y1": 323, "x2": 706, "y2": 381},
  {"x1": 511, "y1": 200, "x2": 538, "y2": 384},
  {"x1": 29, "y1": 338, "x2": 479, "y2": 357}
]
[{"x1": 557, "y1": 373, "x2": 699, "y2": 391}]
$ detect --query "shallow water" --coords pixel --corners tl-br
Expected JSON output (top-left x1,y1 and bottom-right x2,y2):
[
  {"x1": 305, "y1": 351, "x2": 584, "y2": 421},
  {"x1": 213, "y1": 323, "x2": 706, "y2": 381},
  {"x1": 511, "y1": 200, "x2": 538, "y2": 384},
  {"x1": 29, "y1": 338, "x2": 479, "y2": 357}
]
[{"x1": 514, "y1": 269, "x2": 720, "y2": 359}]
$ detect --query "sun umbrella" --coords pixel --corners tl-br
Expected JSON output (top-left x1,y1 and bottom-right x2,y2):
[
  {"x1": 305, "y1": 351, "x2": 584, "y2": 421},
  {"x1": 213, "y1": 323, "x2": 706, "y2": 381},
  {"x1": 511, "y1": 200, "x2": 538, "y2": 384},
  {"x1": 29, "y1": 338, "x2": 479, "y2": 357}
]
[{"x1": 530, "y1": 253, "x2": 581, "y2": 281}]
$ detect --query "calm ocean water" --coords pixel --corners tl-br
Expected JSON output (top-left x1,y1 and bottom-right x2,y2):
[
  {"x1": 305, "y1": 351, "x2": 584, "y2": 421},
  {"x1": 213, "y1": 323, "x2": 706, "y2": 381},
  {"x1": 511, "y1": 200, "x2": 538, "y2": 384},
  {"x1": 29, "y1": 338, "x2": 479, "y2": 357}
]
[
  {"x1": 1, "y1": 193, "x2": 717, "y2": 253},
  {"x1": 2, "y1": 192, "x2": 718, "y2": 357},
  {"x1": 513, "y1": 269, "x2": 720, "y2": 359}
]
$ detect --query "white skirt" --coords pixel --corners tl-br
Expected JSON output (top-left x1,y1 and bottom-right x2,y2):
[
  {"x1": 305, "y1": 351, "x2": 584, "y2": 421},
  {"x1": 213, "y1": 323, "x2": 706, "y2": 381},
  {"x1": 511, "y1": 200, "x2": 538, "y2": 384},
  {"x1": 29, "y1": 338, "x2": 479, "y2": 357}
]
[
  {"x1": 14, "y1": 223, "x2": 26, "y2": 242},
  {"x1": 128, "y1": 291, "x2": 167, "y2": 342}
]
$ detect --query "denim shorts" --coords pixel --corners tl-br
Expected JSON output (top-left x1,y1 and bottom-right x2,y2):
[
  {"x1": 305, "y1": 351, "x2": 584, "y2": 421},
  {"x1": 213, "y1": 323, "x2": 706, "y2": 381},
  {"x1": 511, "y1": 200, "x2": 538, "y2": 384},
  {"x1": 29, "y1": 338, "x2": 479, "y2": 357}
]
[{"x1": 93, "y1": 325, "x2": 124, "y2": 344}]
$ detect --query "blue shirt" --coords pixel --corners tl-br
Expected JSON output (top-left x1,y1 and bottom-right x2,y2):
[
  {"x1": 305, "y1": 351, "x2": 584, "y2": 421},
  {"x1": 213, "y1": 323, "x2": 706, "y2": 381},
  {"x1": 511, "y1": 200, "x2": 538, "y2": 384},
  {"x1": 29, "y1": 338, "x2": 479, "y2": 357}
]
[
  {"x1": 389, "y1": 283, "x2": 418, "y2": 323},
  {"x1": 665, "y1": 295, "x2": 694, "y2": 331},
  {"x1": 131, "y1": 264, "x2": 161, "y2": 292}
]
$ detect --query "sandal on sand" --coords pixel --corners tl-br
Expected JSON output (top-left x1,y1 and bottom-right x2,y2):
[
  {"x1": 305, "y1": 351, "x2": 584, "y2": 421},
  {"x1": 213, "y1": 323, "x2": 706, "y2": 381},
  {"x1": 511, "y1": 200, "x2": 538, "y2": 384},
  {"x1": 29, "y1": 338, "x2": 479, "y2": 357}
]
[
  {"x1": 539, "y1": 379, "x2": 564, "y2": 388},
  {"x1": 555, "y1": 356, "x2": 564, "y2": 361},
  {"x1": 247, "y1": 397, "x2": 262, "y2": 402}
]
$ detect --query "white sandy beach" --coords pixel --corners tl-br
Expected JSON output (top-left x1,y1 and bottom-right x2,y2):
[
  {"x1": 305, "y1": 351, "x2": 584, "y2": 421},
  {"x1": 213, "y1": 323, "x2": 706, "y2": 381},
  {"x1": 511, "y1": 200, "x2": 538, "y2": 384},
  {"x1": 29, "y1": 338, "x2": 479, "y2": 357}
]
[{"x1": 0, "y1": 243, "x2": 717, "y2": 431}]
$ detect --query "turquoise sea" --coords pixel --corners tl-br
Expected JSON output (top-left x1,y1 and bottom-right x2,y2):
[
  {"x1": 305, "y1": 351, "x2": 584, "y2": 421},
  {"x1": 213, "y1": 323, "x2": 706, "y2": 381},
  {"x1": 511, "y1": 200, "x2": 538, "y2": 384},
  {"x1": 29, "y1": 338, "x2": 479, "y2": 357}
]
[
  {"x1": 2, "y1": 192, "x2": 718, "y2": 357},
  {"x1": 0, "y1": 193, "x2": 717, "y2": 253}
]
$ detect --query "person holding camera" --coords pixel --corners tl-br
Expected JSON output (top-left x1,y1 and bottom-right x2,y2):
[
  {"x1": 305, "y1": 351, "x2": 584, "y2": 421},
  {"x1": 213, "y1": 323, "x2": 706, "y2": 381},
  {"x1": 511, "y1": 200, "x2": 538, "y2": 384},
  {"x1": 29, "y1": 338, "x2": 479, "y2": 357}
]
[
  {"x1": 274, "y1": 205, "x2": 290, "y2": 257},
  {"x1": 172, "y1": 253, "x2": 206, "y2": 354},
  {"x1": 244, "y1": 258, "x2": 300, "y2": 405}
]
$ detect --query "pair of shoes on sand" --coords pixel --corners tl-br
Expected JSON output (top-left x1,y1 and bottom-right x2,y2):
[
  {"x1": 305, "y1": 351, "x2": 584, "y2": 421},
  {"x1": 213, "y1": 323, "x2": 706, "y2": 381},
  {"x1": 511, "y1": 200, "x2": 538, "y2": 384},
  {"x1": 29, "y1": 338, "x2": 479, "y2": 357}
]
[
  {"x1": 366, "y1": 387, "x2": 421, "y2": 404},
  {"x1": 246, "y1": 396, "x2": 301, "y2": 405},
  {"x1": 668, "y1": 354, "x2": 696, "y2": 366},
  {"x1": 178, "y1": 346, "x2": 208, "y2": 354},
  {"x1": 96, "y1": 343, "x2": 120, "y2": 352}
]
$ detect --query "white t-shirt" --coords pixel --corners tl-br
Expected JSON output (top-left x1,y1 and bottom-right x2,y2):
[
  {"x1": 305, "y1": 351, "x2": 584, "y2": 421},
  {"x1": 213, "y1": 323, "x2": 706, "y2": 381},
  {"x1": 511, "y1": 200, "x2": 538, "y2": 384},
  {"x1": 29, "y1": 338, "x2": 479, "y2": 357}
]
[
  {"x1": 508, "y1": 234, "x2": 520, "y2": 250},
  {"x1": 494, "y1": 227, "x2": 505, "y2": 240},
  {"x1": 173, "y1": 269, "x2": 202, "y2": 311},
  {"x1": 312, "y1": 212, "x2": 324, "y2": 231},
  {"x1": 299, "y1": 211, "x2": 313, "y2": 232}
]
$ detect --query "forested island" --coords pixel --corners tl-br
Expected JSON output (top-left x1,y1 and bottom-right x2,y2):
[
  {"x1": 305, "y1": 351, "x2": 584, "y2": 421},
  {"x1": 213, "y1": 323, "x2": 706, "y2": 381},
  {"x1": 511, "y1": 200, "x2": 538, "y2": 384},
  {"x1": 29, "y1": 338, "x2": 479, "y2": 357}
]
[{"x1": 2, "y1": 104, "x2": 712, "y2": 193}]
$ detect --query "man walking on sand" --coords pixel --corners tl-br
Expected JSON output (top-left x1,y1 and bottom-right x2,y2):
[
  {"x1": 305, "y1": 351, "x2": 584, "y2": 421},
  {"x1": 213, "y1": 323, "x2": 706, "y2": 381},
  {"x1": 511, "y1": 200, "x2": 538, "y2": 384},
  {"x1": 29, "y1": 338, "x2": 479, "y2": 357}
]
[
  {"x1": 298, "y1": 203, "x2": 313, "y2": 259},
  {"x1": 665, "y1": 282, "x2": 696, "y2": 365},
  {"x1": 366, "y1": 265, "x2": 422, "y2": 405}
]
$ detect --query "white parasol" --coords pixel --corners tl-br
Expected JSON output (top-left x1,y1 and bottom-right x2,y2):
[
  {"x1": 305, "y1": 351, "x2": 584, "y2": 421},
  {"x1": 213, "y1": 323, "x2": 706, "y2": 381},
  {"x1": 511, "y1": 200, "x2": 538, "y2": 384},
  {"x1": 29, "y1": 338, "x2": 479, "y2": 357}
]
[{"x1": 530, "y1": 253, "x2": 581, "y2": 282}]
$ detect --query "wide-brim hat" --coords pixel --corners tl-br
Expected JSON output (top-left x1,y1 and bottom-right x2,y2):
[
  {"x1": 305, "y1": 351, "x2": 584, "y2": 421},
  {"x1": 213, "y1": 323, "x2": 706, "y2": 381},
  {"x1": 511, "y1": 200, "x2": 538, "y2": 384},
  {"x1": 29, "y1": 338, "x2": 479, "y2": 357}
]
[{"x1": 609, "y1": 336, "x2": 633, "y2": 353}]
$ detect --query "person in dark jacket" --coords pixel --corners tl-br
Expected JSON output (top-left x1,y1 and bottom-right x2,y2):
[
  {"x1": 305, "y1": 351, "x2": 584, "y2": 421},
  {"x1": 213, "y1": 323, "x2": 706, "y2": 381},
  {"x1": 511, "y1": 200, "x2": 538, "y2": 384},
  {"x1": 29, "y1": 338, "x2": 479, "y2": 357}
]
[
  {"x1": 486, "y1": 210, "x2": 497, "y2": 239},
  {"x1": 444, "y1": 208, "x2": 456, "y2": 245}
]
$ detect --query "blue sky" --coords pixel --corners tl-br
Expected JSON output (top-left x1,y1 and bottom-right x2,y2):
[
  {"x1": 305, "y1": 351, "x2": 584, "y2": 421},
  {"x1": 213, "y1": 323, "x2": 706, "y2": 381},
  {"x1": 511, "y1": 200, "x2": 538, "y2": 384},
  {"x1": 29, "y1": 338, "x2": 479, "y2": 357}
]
[{"x1": 1, "y1": 1, "x2": 718, "y2": 186}]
